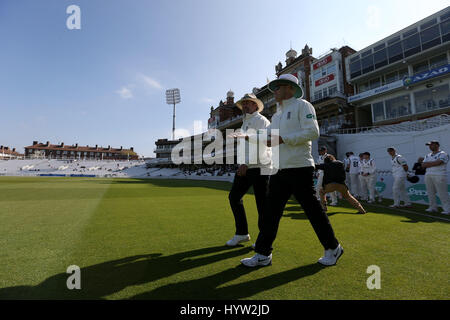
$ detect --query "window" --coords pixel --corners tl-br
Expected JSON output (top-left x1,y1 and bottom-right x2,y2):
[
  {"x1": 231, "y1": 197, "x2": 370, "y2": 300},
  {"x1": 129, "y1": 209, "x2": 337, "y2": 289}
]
[
  {"x1": 350, "y1": 59, "x2": 361, "y2": 78},
  {"x1": 420, "y1": 24, "x2": 441, "y2": 50},
  {"x1": 369, "y1": 77, "x2": 381, "y2": 89},
  {"x1": 398, "y1": 68, "x2": 409, "y2": 79},
  {"x1": 328, "y1": 85, "x2": 337, "y2": 96},
  {"x1": 359, "y1": 82, "x2": 369, "y2": 93},
  {"x1": 429, "y1": 54, "x2": 448, "y2": 69},
  {"x1": 361, "y1": 54, "x2": 374, "y2": 74},
  {"x1": 326, "y1": 64, "x2": 336, "y2": 75},
  {"x1": 361, "y1": 50, "x2": 372, "y2": 57},
  {"x1": 372, "y1": 102, "x2": 385, "y2": 122},
  {"x1": 374, "y1": 43, "x2": 385, "y2": 51},
  {"x1": 314, "y1": 90, "x2": 322, "y2": 101},
  {"x1": 385, "y1": 71, "x2": 398, "y2": 84},
  {"x1": 373, "y1": 48, "x2": 388, "y2": 69},
  {"x1": 440, "y1": 11, "x2": 450, "y2": 21},
  {"x1": 413, "y1": 60, "x2": 429, "y2": 74},
  {"x1": 402, "y1": 33, "x2": 421, "y2": 57},
  {"x1": 313, "y1": 70, "x2": 322, "y2": 81},
  {"x1": 403, "y1": 28, "x2": 418, "y2": 38},
  {"x1": 387, "y1": 36, "x2": 401, "y2": 45},
  {"x1": 414, "y1": 84, "x2": 450, "y2": 113},
  {"x1": 387, "y1": 41, "x2": 403, "y2": 63},
  {"x1": 385, "y1": 95, "x2": 411, "y2": 119},
  {"x1": 420, "y1": 19, "x2": 437, "y2": 31},
  {"x1": 440, "y1": 19, "x2": 450, "y2": 42}
]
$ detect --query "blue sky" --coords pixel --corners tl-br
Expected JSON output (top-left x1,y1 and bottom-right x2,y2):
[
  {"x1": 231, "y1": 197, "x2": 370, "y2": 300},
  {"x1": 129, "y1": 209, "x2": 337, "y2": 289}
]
[{"x1": 0, "y1": 0, "x2": 448, "y2": 157}]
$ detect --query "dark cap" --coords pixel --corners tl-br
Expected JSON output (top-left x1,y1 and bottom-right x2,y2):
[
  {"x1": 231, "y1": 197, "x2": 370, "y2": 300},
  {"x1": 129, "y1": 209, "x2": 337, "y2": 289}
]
[
  {"x1": 319, "y1": 146, "x2": 327, "y2": 151},
  {"x1": 425, "y1": 140, "x2": 439, "y2": 146}
]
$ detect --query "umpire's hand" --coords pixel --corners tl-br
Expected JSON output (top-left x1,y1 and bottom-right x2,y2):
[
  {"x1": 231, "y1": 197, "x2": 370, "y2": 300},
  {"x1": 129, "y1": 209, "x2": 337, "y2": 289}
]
[{"x1": 237, "y1": 164, "x2": 248, "y2": 177}]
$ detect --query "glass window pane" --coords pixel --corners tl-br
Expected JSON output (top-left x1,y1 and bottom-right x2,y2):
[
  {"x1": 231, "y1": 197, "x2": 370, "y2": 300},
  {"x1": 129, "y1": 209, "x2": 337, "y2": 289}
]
[
  {"x1": 398, "y1": 68, "x2": 409, "y2": 79},
  {"x1": 385, "y1": 95, "x2": 411, "y2": 119},
  {"x1": 373, "y1": 48, "x2": 388, "y2": 69},
  {"x1": 420, "y1": 24, "x2": 440, "y2": 45},
  {"x1": 403, "y1": 33, "x2": 421, "y2": 57},
  {"x1": 329, "y1": 85, "x2": 337, "y2": 96},
  {"x1": 403, "y1": 28, "x2": 418, "y2": 38},
  {"x1": 440, "y1": 11, "x2": 450, "y2": 21},
  {"x1": 413, "y1": 60, "x2": 429, "y2": 74},
  {"x1": 388, "y1": 42, "x2": 403, "y2": 63},
  {"x1": 350, "y1": 56, "x2": 360, "y2": 63},
  {"x1": 369, "y1": 78, "x2": 381, "y2": 89},
  {"x1": 385, "y1": 71, "x2": 398, "y2": 84},
  {"x1": 350, "y1": 60, "x2": 361, "y2": 78},
  {"x1": 414, "y1": 84, "x2": 450, "y2": 113},
  {"x1": 374, "y1": 43, "x2": 385, "y2": 51},
  {"x1": 429, "y1": 54, "x2": 448, "y2": 69},
  {"x1": 359, "y1": 82, "x2": 369, "y2": 93},
  {"x1": 361, "y1": 50, "x2": 372, "y2": 57},
  {"x1": 387, "y1": 36, "x2": 401, "y2": 45},
  {"x1": 420, "y1": 19, "x2": 437, "y2": 30},
  {"x1": 361, "y1": 54, "x2": 374, "y2": 73},
  {"x1": 372, "y1": 102, "x2": 385, "y2": 122},
  {"x1": 327, "y1": 64, "x2": 336, "y2": 75}
]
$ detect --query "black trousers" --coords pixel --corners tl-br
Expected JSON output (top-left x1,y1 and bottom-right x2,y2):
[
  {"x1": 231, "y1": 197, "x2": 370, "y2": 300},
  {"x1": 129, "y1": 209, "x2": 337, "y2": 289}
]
[
  {"x1": 228, "y1": 168, "x2": 269, "y2": 235},
  {"x1": 255, "y1": 166, "x2": 339, "y2": 256}
]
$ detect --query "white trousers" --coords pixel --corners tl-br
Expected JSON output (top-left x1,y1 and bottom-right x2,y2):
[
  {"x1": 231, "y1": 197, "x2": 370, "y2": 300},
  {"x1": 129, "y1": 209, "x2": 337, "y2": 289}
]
[
  {"x1": 359, "y1": 174, "x2": 376, "y2": 201},
  {"x1": 316, "y1": 171, "x2": 338, "y2": 203},
  {"x1": 425, "y1": 174, "x2": 450, "y2": 211},
  {"x1": 392, "y1": 176, "x2": 410, "y2": 206},
  {"x1": 349, "y1": 173, "x2": 360, "y2": 197}
]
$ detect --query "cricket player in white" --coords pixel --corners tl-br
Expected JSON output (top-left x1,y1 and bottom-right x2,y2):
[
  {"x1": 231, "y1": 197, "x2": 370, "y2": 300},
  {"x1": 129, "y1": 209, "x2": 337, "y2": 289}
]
[
  {"x1": 347, "y1": 152, "x2": 361, "y2": 198},
  {"x1": 387, "y1": 147, "x2": 412, "y2": 208},
  {"x1": 359, "y1": 152, "x2": 376, "y2": 203},
  {"x1": 421, "y1": 141, "x2": 450, "y2": 215},
  {"x1": 316, "y1": 146, "x2": 338, "y2": 206}
]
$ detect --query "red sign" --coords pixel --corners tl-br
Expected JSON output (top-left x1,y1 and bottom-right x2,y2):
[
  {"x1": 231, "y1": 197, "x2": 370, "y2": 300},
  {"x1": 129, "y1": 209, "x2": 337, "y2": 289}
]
[
  {"x1": 313, "y1": 55, "x2": 332, "y2": 70},
  {"x1": 315, "y1": 74, "x2": 335, "y2": 87}
]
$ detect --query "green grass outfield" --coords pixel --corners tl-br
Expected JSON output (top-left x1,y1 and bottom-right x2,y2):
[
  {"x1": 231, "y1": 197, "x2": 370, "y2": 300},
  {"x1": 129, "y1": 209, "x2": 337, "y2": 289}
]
[{"x1": 0, "y1": 176, "x2": 448, "y2": 300}]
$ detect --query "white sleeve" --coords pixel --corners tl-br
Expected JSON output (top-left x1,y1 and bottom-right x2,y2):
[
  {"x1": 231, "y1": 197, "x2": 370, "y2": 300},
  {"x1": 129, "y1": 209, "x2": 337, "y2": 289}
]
[
  {"x1": 438, "y1": 152, "x2": 449, "y2": 164},
  {"x1": 282, "y1": 100, "x2": 320, "y2": 146}
]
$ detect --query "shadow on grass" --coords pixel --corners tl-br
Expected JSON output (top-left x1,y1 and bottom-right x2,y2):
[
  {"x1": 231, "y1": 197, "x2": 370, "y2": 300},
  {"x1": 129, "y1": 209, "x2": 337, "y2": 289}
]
[
  {"x1": 131, "y1": 263, "x2": 325, "y2": 300},
  {"x1": 0, "y1": 244, "x2": 325, "y2": 300},
  {"x1": 0, "y1": 245, "x2": 252, "y2": 299},
  {"x1": 103, "y1": 178, "x2": 234, "y2": 194}
]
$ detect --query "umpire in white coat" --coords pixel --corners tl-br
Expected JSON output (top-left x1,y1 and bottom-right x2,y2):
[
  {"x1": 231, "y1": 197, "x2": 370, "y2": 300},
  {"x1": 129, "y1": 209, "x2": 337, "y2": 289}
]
[
  {"x1": 240, "y1": 74, "x2": 342, "y2": 267},
  {"x1": 226, "y1": 93, "x2": 272, "y2": 246}
]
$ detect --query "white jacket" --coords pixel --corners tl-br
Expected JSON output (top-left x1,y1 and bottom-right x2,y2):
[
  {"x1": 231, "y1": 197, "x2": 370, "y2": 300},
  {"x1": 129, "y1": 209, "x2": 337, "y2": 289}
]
[
  {"x1": 268, "y1": 97, "x2": 319, "y2": 170},
  {"x1": 237, "y1": 112, "x2": 271, "y2": 169}
]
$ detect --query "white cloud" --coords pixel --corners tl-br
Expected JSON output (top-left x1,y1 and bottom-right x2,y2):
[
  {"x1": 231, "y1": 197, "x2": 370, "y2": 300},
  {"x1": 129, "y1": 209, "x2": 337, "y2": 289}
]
[
  {"x1": 139, "y1": 74, "x2": 163, "y2": 90},
  {"x1": 201, "y1": 97, "x2": 215, "y2": 104},
  {"x1": 366, "y1": 5, "x2": 381, "y2": 29},
  {"x1": 117, "y1": 86, "x2": 133, "y2": 99}
]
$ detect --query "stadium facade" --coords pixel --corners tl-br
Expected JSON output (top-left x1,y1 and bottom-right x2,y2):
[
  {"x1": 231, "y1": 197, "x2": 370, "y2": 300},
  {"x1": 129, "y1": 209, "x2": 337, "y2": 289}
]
[
  {"x1": 345, "y1": 7, "x2": 450, "y2": 128},
  {"x1": 153, "y1": 7, "x2": 450, "y2": 169},
  {"x1": 24, "y1": 141, "x2": 139, "y2": 160}
]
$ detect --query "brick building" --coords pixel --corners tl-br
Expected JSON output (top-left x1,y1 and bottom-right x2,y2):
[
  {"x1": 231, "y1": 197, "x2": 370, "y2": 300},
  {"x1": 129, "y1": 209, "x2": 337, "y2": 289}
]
[
  {"x1": 24, "y1": 141, "x2": 138, "y2": 160},
  {"x1": 0, "y1": 146, "x2": 23, "y2": 159}
]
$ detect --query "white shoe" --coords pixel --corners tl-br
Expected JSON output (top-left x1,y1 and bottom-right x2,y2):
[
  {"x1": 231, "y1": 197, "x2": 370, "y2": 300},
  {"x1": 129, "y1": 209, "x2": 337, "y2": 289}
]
[
  {"x1": 400, "y1": 204, "x2": 412, "y2": 208},
  {"x1": 318, "y1": 244, "x2": 344, "y2": 266},
  {"x1": 425, "y1": 207, "x2": 438, "y2": 213},
  {"x1": 378, "y1": 198, "x2": 383, "y2": 203},
  {"x1": 240, "y1": 253, "x2": 272, "y2": 267},
  {"x1": 367, "y1": 200, "x2": 374, "y2": 204},
  {"x1": 226, "y1": 234, "x2": 250, "y2": 246},
  {"x1": 330, "y1": 202, "x2": 338, "y2": 206},
  {"x1": 441, "y1": 211, "x2": 450, "y2": 215},
  {"x1": 389, "y1": 204, "x2": 400, "y2": 208}
]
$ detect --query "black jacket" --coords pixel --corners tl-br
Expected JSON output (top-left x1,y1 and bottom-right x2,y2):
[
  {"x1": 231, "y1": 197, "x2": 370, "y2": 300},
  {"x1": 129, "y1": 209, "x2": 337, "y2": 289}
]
[{"x1": 315, "y1": 160, "x2": 346, "y2": 186}]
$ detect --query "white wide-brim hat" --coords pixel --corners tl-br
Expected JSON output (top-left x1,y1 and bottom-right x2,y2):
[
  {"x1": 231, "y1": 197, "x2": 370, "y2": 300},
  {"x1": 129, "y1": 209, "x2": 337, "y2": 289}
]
[
  {"x1": 235, "y1": 93, "x2": 264, "y2": 112},
  {"x1": 268, "y1": 73, "x2": 303, "y2": 98}
]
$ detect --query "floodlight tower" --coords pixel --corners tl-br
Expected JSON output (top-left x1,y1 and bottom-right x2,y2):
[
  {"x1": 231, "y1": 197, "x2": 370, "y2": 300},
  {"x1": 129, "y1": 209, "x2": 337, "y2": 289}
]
[{"x1": 165, "y1": 88, "x2": 181, "y2": 140}]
